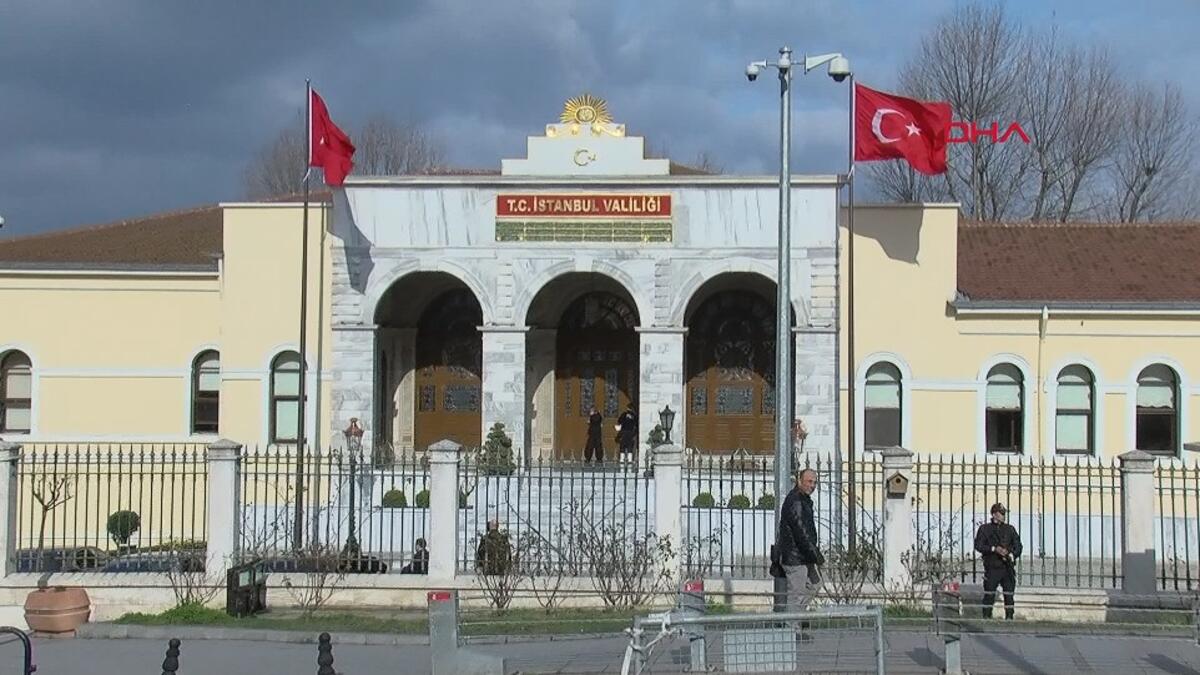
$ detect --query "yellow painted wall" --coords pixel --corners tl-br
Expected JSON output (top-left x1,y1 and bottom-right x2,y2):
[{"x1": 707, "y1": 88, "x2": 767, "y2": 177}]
[
  {"x1": 839, "y1": 205, "x2": 1200, "y2": 459},
  {"x1": 0, "y1": 203, "x2": 335, "y2": 447}
]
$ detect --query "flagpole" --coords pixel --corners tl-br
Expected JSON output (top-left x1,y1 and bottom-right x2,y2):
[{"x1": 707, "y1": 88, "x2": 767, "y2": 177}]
[
  {"x1": 846, "y1": 73, "x2": 858, "y2": 553},
  {"x1": 293, "y1": 78, "x2": 312, "y2": 552}
]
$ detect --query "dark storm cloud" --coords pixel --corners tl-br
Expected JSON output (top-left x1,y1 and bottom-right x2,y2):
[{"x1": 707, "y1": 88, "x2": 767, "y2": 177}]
[{"x1": 2, "y1": 0, "x2": 1195, "y2": 236}]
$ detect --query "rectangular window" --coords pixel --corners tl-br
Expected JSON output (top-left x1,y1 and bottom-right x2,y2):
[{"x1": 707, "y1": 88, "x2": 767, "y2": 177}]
[
  {"x1": 986, "y1": 410, "x2": 1023, "y2": 453},
  {"x1": 1055, "y1": 413, "x2": 1091, "y2": 453},
  {"x1": 865, "y1": 409, "x2": 901, "y2": 448},
  {"x1": 1136, "y1": 410, "x2": 1177, "y2": 455}
]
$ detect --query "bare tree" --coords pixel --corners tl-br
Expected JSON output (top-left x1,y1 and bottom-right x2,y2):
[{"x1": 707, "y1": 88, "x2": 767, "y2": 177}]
[
  {"x1": 243, "y1": 111, "x2": 446, "y2": 199},
  {"x1": 897, "y1": 3, "x2": 1027, "y2": 220},
  {"x1": 31, "y1": 475, "x2": 74, "y2": 554},
  {"x1": 1019, "y1": 29, "x2": 1073, "y2": 221},
  {"x1": 1055, "y1": 48, "x2": 1122, "y2": 221},
  {"x1": 1109, "y1": 83, "x2": 1195, "y2": 222},
  {"x1": 244, "y1": 112, "x2": 307, "y2": 199}
]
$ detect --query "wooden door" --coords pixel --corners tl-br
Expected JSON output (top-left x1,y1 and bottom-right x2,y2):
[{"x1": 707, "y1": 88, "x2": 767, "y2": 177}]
[
  {"x1": 685, "y1": 291, "x2": 776, "y2": 454},
  {"x1": 552, "y1": 292, "x2": 639, "y2": 459},
  {"x1": 414, "y1": 290, "x2": 483, "y2": 451}
]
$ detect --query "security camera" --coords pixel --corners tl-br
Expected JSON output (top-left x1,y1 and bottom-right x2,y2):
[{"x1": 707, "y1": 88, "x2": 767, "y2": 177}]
[
  {"x1": 745, "y1": 63, "x2": 761, "y2": 82},
  {"x1": 828, "y1": 55, "x2": 851, "y2": 82}
]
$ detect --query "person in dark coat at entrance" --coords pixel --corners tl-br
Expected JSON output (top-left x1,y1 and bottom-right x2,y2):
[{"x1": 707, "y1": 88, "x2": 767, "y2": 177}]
[
  {"x1": 776, "y1": 468, "x2": 824, "y2": 615},
  {"x1": 584, "y1": 407, "x2": 604, "y2": 463},
  {"x1": 616, "y1": 403, "x2": 638, "y2": 461},
  {"x1": 974, "y1": 502, "x2": 1023, "y2": 619}
]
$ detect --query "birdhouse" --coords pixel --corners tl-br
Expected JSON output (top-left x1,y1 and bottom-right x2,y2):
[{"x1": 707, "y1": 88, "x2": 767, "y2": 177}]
[{"x1": 886, "y1": 472, "x2": 909, "y2": 499}]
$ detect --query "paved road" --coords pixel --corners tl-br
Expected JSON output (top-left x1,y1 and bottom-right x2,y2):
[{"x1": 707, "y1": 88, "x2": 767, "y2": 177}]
[{"x1": 5, "y1": 630, "x2": 1200, "y2": 674}]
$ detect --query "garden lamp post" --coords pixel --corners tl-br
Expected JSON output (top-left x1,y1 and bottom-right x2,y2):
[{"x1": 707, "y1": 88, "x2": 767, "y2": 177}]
[
  {"x1": 659, "y1": 405, "x2": 676, "y2": 445},
  {"x1": 344, "y1": 418, "x2": 363, "y2": 556}
]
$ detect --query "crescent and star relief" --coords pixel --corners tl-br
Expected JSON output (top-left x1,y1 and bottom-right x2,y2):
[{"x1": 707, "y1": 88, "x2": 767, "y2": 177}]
[{"x1": 871, "y1": 108, "x2": 924, "y2": 144}]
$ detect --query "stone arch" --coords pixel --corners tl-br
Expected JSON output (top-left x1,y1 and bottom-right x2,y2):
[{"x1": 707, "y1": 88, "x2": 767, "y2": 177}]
[
  {"x1": 362, "y1": 258, "x2": 496, "y2": 327},
  {"x1": 514, "y1": 259, "x2": 650, "y2": 329},
  {"x1": 669, "y1": 258, "x2": 808, "y2": 328}
]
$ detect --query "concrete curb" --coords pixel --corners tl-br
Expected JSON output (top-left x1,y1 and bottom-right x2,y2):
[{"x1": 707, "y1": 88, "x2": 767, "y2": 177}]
[{"x1": 76, "y1": 622, "x2": 430, "y2": 646}]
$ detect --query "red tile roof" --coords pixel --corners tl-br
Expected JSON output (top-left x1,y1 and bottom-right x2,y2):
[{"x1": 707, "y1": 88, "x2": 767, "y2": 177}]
[{"x1": 957, "y1": 221, "x2": 1200, "y2": 303}]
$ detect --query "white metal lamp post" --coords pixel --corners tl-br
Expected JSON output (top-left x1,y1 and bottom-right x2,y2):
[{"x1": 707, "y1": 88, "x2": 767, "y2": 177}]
[{"x1": 745, "y1": 48, "x2": 851, "y2": 515}]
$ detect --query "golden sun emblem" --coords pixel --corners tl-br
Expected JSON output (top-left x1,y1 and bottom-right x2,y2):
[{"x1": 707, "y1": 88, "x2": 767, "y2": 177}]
[{"x1": 561, "y1": 94, "x2": 613, "y2": 125}]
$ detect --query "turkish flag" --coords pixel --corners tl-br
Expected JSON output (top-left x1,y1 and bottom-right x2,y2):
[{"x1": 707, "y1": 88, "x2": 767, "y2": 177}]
[
  {"x1": 854, "y1": 83, "x2": 951, "y2": 175},
  {"x1": 309, "y1": 89, "x2": 356, "y2": 186}
]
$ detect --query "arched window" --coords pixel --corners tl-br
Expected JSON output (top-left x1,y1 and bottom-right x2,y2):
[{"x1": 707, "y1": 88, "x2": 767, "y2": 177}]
[
  {"x1": 986, "y1": 364, "x2": 1024, "y2": 453},
  {"x1": 270, "y1": 351, "x2": 303, "y2": 444},
  {"x1": 1055, "y1": 365, "x2": 1094, "y2": 455},
  {"x1": 191, "y1": 351, "x2": 220, "y2": 435},
  {"x1": 864, "y1": 362, "x2": 902, "y2": 449},
  {"x1": 0, "y1": 351, "x2": 32, "y2": 434},
  {"x1": 1136, "y1": 364, "x2": 1179, "y2": 455}
]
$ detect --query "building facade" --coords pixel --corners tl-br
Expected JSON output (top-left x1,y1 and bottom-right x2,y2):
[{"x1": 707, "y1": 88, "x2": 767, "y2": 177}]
[{"x1": 1, "y1": 98, "x2": 1198, "y2": 461}]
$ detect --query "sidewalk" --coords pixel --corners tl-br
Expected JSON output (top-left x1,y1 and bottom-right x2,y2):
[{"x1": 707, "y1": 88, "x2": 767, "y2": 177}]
[{"x1": 5, "y1": 629, "x2": 1200, "y2": 674}]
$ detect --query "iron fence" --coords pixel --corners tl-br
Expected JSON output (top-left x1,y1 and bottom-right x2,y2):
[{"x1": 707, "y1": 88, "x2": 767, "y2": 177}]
[
  {"x1": 912, "y1": 456, "x2": 1123, "y2": 589},
  {"x1": 1156, "y1": 462, "x2": 1200, "y2": 591},
  {"x1": 457, "y1": 455, "x2": 653, "y2": 575},
  {"x1": 681, "y1": 454, "x2": 883, "y2": 580},
  {"x1": 238, "y1": 445, "x2": 429, "y2": 574},
  {"x1": 14, "y1": 444, "x2": 207, "y2": 573}
]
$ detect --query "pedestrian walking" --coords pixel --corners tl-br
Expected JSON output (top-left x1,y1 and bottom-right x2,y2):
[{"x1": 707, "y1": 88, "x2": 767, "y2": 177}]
[
  {"x1": 775, "y1": 468, "x2": 824, "y2": 618},
  {"x1": 584, "y1": 407, "x2": 604, "y2": 463},
  {"x1": 974, "y1": 502, "x2": 1022, "y2": 619}
]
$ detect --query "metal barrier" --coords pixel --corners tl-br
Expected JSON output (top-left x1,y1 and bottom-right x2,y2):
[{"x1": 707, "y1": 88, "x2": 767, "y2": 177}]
[
  {"x1": 625, "y1": 604, "x2": 886, "y2": 675},
  {"x1": 0, "y1": 627, "x2": 34, "y2": 675}
]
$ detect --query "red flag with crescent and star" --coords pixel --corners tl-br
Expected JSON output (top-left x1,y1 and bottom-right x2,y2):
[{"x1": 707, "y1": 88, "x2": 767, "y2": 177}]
[
  {"x1": 309, "y1": 89, "x2": 356, "y2": 186},
  {"x1": 854, "y1": 83, "x2": 951, "y2": 175}
]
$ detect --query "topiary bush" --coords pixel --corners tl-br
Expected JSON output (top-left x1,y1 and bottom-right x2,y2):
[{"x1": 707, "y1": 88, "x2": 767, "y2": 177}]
[
  {"x1": 727, "y1": 494, "x2": 752, "y2": 510},
  {"x1": 381, "y1": 489, "x2": 407, "y2": 508},
  {"x1": 479, "y1": 423, "x2": 516, "y2": 475},
  {"x1": 415, "y1": 489, "x2": 431, "y2": 508},
  {"x1": 691, "y1": 492, "x2": 716, "y2": 508},
  {"x1": 757, "y1": 493, "x2": 776, "y2": 510},
  {"x1": 107, "y1": 510, "x2": 141, "y2": 547}
]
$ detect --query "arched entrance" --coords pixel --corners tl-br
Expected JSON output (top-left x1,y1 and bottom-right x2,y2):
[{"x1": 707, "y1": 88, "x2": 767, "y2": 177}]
[
  {"x1": 525, "y1": 274, "x2": 640, "y2": 460},
  {"x1": 375, "y1": 274, "x2": 483, "y2": 454},
  {"x1": 684, "y1": 274, "x2": 794, "y2": 454}
]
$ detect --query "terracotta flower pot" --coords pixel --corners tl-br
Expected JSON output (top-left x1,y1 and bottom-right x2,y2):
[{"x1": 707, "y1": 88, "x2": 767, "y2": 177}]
[{"x1": 24, "y1": 586, "x2": 91, "y2": 635}]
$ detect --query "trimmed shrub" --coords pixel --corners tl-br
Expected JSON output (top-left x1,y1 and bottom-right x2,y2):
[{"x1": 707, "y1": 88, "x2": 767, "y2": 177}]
[
  {"x1": 727, "y1": 494, "x2": 752, "y2": 510},
  {"x1": 381, "y1": 490, "x2": 407, "y2": 508},
  {"x1": 691, "y1": 492, "x2": 716, "y2": 508},
  {"x1": 415, "y1": 489, "x2": 431, "y2": 508},
  {"x1": 479, "y1": 423, "x2": 516, "y2": 476},
  {"x1": 757, "y1": 493, "x2": 776, "y2": 510},
  {"x1": 107, "y1": 510, "x2": 141, "y2": 546}
]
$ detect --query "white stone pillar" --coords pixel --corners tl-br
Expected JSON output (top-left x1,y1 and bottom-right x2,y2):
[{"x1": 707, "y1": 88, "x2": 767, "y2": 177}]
[
  {"x1": 0, "y1": 442, "x2": 20, "y2": 576},
  {"x1": 638, "y1": 329, "x2": 686, "y2": 469},
  {"x1": 793, "y1": 327, "x2": 837, "y2": 458},
  {"x1": 331, "y1": 325, "x2": 376, "y2": 449},
  {"x1": 527, "y1": 329, "x2": 556, "y2": 461},
  {"x1": 880, "y1": 447, "x2": 914, "y2": 591},
  {"x1": 428, "y1": 439, "x2": 463, "y2": 582},
  {"x1": 205, "y1": 439, "x2": 243, "y2": 576},
  {"x1": 481, "y1": 327, "x2": 527, "y2": 463},
  {"x1": 653, "y1": 444, "x2": 684, "y2": 581},
  {"x1": 393, "y1": 328, "x2": 417, "y2": 454},
  {"x1": 1119, "y1": 450, "x2": 1158, "y2": 595}
]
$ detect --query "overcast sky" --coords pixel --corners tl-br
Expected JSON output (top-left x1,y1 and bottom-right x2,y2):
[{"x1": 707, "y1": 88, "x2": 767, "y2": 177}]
[{"x1": 1, "y1": 0, "x2": 1197, "y2": 237}]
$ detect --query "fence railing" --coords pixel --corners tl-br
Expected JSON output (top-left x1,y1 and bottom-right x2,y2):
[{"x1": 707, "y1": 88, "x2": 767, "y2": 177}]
[
  {"x1": 912, "y1": 456, "x2": 1124, "y2": 589},
  {"x1": 1157, "y1": 462, "x2": 1200, "y2": 591},
  {"x1": 681, "y1": 454, "x2": 882, "y2": 580},
  {"x1": 14, "y1": 444, "x2": 207, "y2": 573},
  {"x1": 457, "y1": 456, "x2": 652, "y2": 576},
  {"x1": 238, "y1": 445, "x2": 429, "y2": 573}
]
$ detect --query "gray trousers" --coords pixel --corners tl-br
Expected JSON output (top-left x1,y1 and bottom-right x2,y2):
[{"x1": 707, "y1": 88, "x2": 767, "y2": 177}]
[{"x1": 783, "y1": 564, "x2": 822, "y2": 613}]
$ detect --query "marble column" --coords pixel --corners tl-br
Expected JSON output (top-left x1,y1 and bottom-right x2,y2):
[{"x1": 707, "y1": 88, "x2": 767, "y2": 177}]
[
  {"x1": 331, "y1": 324, "x2": 376, "y2": 449},
  {"x1": 526, "y1": 329, "x2": 556, "y2": 461},
  {"x1": 793, "y1": 327, "x2": 837, "y2": 457},
  {"x1": 638, "y1": 328, "x2": 686, "y2": 468},
  {"x1": 392, "y1": 328, "x2": 417, "y2": 455},
  {"x1": 481, "y1": 327, "x2": 528, "y2": 463}
]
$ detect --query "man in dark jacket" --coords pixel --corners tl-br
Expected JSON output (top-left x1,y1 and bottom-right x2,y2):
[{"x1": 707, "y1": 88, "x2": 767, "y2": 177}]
[
  {"x1": 974, "y1": 502, "x2": 1022, "y2": 619},
  {"x1": 776, "y1": 468, "x2": 824, "y2": 612}
]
